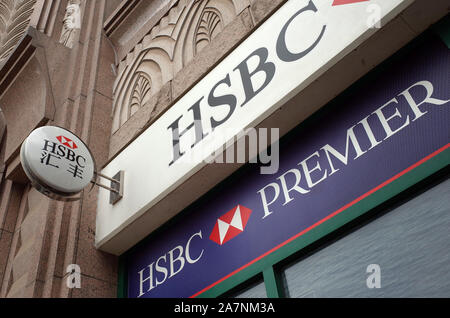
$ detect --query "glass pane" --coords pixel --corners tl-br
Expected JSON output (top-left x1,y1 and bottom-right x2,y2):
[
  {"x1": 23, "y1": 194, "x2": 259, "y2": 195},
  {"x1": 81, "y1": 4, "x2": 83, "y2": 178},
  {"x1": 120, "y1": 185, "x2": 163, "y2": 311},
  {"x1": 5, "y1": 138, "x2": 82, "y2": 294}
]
[
  {"x1": 282, "y1": 178, "x2": 450, "y2": 298},
  {"x1": 232, "y1": 280, "x2": 267, "y2": 298}
]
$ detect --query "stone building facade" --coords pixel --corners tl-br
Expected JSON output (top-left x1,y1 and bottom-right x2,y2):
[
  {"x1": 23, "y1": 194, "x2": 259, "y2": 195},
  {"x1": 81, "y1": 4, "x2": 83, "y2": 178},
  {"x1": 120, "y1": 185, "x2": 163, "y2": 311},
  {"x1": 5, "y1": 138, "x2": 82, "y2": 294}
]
[{"x1": 0, "y1": 0, "x2": 448, "y2": 298}]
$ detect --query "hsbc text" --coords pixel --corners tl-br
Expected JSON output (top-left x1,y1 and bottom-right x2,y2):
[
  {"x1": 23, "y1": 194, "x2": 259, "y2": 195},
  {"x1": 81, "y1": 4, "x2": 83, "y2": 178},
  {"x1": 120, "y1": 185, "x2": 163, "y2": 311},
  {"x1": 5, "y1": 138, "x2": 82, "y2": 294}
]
[
  {"x1": 257, "y1": 80, "x2": 449, "y2": 219},
  {"x1": 137, "y1": 231, "x2": 204, "y2": 297},
  {"x1": 167, "y1": 0, "x2": 325, "y2": 174}
]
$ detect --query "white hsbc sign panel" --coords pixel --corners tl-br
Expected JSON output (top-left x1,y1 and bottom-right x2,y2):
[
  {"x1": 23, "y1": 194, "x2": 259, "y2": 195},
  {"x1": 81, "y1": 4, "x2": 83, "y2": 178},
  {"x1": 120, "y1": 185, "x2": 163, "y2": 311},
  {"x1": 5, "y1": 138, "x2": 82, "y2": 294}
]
[{"x1": 96, "y1": 0, "x2": 412, "y2": 253}]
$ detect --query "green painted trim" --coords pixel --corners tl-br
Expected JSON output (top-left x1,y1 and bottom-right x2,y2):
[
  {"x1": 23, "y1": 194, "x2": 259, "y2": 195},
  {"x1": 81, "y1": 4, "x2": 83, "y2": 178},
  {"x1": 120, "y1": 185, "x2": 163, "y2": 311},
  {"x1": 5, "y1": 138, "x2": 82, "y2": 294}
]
[
  {"x1": 433, "y1": 15, "x2": 450, "y2": 48},
  {"x1": 117, "y1": 255, "x2": 128, "y2": 298},
  {"x1": 197, "y1": 149, "x2": 449, "y2": 298},
  {"x1": 263, "y1": 266, "x2": 284, "y2": 298}
]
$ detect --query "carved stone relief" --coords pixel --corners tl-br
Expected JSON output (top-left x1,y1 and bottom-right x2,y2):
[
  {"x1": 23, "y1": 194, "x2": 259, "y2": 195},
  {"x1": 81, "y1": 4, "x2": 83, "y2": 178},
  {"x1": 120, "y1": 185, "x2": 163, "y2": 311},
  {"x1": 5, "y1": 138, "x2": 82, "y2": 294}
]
[
  {"x1": 194, "y1": 8, "x2": 223, "y2": 54},
  {"x1": 0, "y1": 0, "x2": 37, "y2": 64},
  {"x1": 129, "y1": 72, "x2": 152, "y2": 118},
  {"x1": 111, "y1": 0, "x2": 241, "y2": 133},
  {"x1": 59, "y1": 0, "x2": 81, "y2": 48}
]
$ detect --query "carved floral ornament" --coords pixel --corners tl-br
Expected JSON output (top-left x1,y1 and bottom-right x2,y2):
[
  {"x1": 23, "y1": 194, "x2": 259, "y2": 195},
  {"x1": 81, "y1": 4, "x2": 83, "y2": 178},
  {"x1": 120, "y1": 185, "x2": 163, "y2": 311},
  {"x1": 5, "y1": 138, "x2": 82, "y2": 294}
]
[
  {"x1": 112, "y1": 0, "x2": 245, "y2": 133},
  {"x1": 0, "y1": 0, "x2": 37, "y2": 65}
]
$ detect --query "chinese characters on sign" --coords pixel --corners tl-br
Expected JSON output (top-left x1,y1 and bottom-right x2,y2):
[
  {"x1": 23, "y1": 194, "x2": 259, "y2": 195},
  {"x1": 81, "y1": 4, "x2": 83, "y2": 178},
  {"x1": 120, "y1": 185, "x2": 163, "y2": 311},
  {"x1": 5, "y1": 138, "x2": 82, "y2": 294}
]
[{"x1": 40, "y1": 137, "x2": 86, "y2": 180}]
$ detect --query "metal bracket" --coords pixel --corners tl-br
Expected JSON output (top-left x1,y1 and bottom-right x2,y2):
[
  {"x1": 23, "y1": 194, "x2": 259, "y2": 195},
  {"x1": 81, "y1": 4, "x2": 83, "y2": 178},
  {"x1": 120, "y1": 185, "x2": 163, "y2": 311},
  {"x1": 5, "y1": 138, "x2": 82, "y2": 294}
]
[{"x1": 91, "y1": 171, "x2": 124, "y2": 205}]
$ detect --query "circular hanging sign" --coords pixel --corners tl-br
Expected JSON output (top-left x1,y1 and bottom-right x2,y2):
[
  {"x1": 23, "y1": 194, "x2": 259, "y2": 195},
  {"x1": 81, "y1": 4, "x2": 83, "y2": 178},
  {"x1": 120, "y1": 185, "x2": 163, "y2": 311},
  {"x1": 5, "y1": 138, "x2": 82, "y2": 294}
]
[{"x1": 20, "y1": 126, "x2": 96, "y2": 200}]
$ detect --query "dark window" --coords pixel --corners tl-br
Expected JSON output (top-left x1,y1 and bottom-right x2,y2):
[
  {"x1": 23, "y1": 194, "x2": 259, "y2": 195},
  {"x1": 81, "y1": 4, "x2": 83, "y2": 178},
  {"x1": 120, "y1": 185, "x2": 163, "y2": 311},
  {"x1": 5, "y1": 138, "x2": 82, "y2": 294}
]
[
  {"x1": 229, "y1": 279, "x2": 267, "y2": 298},
  {"x1": 281, "y1": 178, "x2": 450, "y2": 297}
]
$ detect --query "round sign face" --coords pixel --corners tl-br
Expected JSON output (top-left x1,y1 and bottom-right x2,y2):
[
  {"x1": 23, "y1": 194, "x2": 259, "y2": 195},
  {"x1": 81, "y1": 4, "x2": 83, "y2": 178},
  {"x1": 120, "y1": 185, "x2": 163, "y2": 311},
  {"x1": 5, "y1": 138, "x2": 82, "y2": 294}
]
[{"x1": 20, "y1": 126, "x2": 95, "y2": 200}]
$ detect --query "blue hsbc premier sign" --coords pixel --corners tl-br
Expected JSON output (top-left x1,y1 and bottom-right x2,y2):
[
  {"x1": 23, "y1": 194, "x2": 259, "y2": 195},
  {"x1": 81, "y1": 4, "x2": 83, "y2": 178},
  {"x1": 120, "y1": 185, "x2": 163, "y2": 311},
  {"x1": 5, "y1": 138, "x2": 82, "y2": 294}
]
[{"x1": 125, "y1": 32, "x2": 450, "y2": 298}]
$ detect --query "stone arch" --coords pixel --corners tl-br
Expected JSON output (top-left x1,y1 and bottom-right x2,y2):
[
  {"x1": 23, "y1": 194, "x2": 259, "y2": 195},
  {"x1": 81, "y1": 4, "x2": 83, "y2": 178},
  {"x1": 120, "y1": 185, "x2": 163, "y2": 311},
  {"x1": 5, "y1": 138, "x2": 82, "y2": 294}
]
[
  {"x1": 193, "y1": 7, "x2": 223, "y2": 55},
  {"x1": 174, "y1": 0, "x2": 236, "y2": 73},
  {"x1": 112, "y1": 49, "x2": 169, "y2": 132}
]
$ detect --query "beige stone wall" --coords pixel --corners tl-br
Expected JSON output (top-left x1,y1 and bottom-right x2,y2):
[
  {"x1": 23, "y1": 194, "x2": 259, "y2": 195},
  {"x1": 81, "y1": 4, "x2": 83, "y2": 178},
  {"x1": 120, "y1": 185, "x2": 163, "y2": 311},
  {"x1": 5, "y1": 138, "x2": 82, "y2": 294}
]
[{"x1": 0, "y1": 0, "x2": 288, "y2": 297}]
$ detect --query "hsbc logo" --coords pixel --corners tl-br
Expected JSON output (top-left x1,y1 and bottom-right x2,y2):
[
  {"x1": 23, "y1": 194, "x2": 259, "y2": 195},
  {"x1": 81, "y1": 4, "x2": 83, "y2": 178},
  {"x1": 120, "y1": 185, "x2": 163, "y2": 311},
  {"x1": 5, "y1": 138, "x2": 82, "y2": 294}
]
[
  {"x1": 209, "y1": 205, "x2": 252, "y2": 245},
  {"x1": 57, "y1": 135, "x2": 78, "y2": 150},
  {"x1": 137, "y1": 205, "x2": 253, "y2": 296}
]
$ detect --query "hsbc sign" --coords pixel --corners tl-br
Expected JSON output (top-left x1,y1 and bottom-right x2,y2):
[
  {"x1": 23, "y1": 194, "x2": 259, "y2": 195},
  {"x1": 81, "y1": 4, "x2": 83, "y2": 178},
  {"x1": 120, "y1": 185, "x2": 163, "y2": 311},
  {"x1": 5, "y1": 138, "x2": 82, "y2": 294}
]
[
  {"x1": 126, "y1": 33, "x2": 449, "y2": 297},
  {"x1": 21, "y1": 126, "x2": 95, "y2": 200},
  {"x1": 136, "y1": 204, "x2": 254, "y2": 297},
  {"x1": 136, "y1": 205, "x2": 254, "y2": 297},
  {"x1": 96, "y1": 0, "x2": 415, "y2": 254}
]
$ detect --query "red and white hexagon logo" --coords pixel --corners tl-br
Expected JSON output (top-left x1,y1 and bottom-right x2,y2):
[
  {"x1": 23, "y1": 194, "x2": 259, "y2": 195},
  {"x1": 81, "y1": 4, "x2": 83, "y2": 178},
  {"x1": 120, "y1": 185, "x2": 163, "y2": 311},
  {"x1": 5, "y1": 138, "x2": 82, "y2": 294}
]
[
  {"x1": 57, "y1": 135, "x2": 78, "y2": 150},
  {"x1": 209, "y1": 205, "x2": 252, "y2": 245}
]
